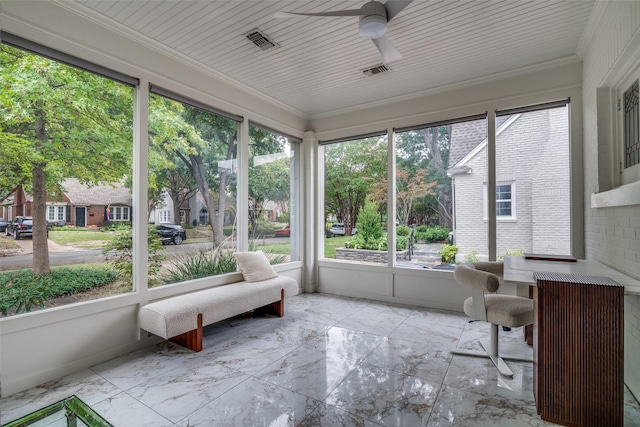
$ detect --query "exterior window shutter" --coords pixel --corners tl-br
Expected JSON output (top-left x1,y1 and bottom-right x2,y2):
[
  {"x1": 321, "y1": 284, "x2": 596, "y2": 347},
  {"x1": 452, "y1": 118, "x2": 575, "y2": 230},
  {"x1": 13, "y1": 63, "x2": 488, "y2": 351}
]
[{"x1": 65, "y1": 205, "x2": 71, "y2": 223}]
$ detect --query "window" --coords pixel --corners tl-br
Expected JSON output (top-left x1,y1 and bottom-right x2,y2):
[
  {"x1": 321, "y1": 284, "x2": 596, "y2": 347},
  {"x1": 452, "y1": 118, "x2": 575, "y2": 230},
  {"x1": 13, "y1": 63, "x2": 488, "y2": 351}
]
[
  {"x1": 248, "y1": 123, "x2": 301, "y2": 264},
  {"x1": 496, "y1": 184, "x2": 514, "y2": 217},
  {"x1": 148, "y1": 88, "x2": 240, "y2": 287},
  {"x1": 495, "y1": 105, "x2": 571, "y2": 257},
  {"x1": 158, "y1": 210, "x2": 171, "y2": 223},
  {"x1": 397, "y1": 116, "x2": 487, "y2": 266},
  {"x1": 623, "y1": 80, "x2": 639, "y2": 168},
  {"x1": 0, "y1": 39, "x2": 135, "y2": 316},
  {"x1": 321, "y1": 134, "x2": 387, "y2": 264},
  {"x1": 47, "y1": 206, "x2": 65, "y2": 222},
  {"x1": 112, "y1": 207, "x2": 130, "y2": 221}
]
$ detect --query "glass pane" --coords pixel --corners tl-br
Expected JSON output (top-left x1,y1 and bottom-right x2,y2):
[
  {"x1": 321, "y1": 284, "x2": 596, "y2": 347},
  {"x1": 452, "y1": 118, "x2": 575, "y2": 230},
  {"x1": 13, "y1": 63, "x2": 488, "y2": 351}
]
[
  {"x1": 147, "y1": 93, "x2": 238, "y2": 287},
  {"x1": 396, "y1": 118, "x2": 488, "y2": 267},
  {"x1": 496, "y1": 106, "x2": 571, "y2": 257},
  {"x1": 322, "y1": 136, "x2": 387, "y2": 264},
  {"x1": 0, "y1": 44, "x2": 134, "y2": 317},
  {"x1": 248, "y1": 126, "x2": 300, "y2": 264}
]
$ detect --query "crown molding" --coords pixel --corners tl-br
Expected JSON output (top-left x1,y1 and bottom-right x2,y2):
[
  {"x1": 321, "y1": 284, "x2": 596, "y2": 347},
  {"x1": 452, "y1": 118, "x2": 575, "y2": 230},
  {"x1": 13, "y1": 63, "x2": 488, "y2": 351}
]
[{"x1": 576, "y1": 0, "x2": 609, "y2": 59}]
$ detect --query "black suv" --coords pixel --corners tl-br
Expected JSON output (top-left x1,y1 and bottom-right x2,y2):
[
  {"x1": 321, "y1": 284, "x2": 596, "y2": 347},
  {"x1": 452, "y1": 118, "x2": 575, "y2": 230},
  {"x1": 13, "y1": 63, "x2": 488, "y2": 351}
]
[
  {"x1": 6, "y1": 216, "x2": 33, "y2": 240},
  {"x1": 155, "y1": 224, "x2": 187, "y2": 245}
]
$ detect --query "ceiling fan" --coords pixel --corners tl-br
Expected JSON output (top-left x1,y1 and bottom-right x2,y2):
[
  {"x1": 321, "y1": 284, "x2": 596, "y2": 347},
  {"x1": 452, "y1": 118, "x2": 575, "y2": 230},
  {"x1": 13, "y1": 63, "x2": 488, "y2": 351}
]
[{"x1": 274, "y1": 0, "x2": 413, "y2": 63}]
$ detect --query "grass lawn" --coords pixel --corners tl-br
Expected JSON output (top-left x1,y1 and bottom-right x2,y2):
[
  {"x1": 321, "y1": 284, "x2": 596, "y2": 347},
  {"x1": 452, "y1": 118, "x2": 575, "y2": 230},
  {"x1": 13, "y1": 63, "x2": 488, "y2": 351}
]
[
  {"x1": 48, "y1": 230, "x2": 116, "y2": 248},
  {"x1": 323, "y1": 236, "x2": 350, "y2": 258}
]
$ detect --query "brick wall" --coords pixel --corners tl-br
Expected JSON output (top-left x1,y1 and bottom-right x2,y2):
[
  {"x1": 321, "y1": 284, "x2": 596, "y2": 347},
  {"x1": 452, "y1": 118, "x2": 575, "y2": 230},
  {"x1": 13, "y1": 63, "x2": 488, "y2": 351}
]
[{"x1": 581, "y1": 0, "x2": 640, "y2": 399}]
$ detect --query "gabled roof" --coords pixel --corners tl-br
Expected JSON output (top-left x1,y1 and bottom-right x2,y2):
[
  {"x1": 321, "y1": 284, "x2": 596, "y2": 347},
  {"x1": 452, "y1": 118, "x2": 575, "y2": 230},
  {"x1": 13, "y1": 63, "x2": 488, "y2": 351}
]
[
  {"x1": 61, "y1": 178, "x2": 132, "y2": 206},
  {"x1": 447, "y1": 116, "x2": 516, "y2": 173}
]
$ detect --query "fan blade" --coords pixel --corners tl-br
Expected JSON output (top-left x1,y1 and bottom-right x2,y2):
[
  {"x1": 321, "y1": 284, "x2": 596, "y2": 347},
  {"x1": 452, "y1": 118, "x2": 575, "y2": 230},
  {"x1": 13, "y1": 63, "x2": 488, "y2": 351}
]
[
  {"x1": 274, "y1": 9, "x2": 365, "y2": 19},
  {"x1": 372, "y1": 36, "x2": 402, "y2": 62},
  {"x1": 385, "y1": 0, "x2": 413, "y2": 22}
]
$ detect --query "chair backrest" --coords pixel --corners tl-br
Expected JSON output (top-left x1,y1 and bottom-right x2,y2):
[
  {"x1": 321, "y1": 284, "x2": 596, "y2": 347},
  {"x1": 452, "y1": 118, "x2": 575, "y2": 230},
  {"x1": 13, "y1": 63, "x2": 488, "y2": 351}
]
[{"x1": 453, "y1": 262, "x2": 502, "y2": 293}]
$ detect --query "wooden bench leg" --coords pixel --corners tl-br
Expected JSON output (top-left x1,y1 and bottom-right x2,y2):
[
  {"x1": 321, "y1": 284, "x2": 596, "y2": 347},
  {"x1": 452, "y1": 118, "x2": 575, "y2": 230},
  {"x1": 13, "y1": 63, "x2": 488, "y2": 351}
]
[
  {"x1": 257, "y1": 289, "x2": 285, "y2": 317},
  {"x1": 170, "y1": 313, "x2": 203, "y2": 352}
]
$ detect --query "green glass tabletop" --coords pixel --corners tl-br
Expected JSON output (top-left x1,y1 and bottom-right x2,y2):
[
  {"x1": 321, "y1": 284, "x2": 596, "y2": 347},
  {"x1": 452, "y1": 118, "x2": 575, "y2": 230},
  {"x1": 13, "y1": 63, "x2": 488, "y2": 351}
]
[{"x1": 2, "y1": 395, "x2": 112, "y2": 427}]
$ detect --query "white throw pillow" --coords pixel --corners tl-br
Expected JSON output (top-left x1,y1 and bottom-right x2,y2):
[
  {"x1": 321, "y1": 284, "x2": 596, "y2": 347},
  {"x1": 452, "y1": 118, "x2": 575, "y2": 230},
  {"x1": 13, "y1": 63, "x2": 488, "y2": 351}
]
[{"x1": 233, "y1": 251, "x2": 278, "y2": 282}]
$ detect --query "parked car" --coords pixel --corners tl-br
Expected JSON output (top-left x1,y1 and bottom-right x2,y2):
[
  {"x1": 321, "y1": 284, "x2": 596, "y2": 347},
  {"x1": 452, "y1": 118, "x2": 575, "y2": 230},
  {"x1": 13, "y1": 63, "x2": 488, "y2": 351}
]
[
  {"x1": 155, "y1": 224, "x2": 187, "y2": 245},
  {"x1": 6, "y1": 216, "x2": 33, "y2": 240},
  {"x1": 0, "y1": 218, "x2": 7, "y2": 233},
  {"x1": 273, "y1": 226, "x2": 291, "y2": 237},
  {"x1": 329, "y1": 223, "x2": 357, "y2": 237}
]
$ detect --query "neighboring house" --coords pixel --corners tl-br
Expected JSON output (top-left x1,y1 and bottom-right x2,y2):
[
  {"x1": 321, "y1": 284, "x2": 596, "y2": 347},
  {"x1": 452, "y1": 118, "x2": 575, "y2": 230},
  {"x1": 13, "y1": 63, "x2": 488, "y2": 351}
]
[
  {"x1": 148, "y1": 190, "x2": 191, "y2": 225},
  {"x1": 7, "y1": 179, "x2": 133, "y2": 228},
  {"x1": 447, "y1": 108, "x2": 570, "y2": 261}
]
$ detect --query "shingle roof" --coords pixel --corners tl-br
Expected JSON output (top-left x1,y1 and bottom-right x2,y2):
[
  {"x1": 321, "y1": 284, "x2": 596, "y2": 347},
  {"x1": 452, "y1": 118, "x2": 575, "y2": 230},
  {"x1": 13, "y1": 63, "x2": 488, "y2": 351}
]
[
  {"x1": 448, "y1": 116, "x2": 511, "y2": 168},
  {"x1": 61, "y1": 178, "x2": 132, "y2": 206}
]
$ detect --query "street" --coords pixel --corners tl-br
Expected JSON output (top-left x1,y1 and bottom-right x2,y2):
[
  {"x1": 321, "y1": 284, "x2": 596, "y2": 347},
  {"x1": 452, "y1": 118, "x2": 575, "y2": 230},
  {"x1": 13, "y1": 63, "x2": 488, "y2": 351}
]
[{"x1": 0, "y1": 235, "x2": 289, "y2": 271}]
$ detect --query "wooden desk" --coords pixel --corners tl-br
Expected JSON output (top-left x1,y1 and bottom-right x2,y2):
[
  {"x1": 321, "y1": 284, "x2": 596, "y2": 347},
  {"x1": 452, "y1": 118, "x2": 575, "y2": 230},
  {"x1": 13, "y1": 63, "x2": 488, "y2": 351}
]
[{"x1": 503, "y1": 256, "x2": 636, "y2": 427}]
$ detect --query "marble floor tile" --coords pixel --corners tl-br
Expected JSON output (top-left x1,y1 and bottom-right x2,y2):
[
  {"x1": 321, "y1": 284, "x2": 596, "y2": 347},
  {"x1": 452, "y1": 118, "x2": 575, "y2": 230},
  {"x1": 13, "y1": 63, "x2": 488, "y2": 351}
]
[
  {"x1": 90, "y1": 341, "x2": 197, "y2": 391},
  {"x1": 326, "y1": 363, "x2": 440, "y2": 426},
  {"x1": 91, "y1": 392, "x2": 174, "y2": 427},
  {"x1": 299, "y1": 402, "x2": 384, "y2": 426},
  {"x1": 363, "y1": 337, "x2": 452, "y2": 384},
  {"x1": 390, "y1": 315, "x2": 464, "y2": 348},
  {"x1": 125, "y1": 359, "x2": 248, "y2": 423},
  {"x1": 0, "y1": 369, "x2": 120, "y2": 423},
  {"x1": 305, "y1": 326, "x2": 385, "y2": 363},
  {"x1": 256, "y1": 345, "x2": 359, "y2": 401},
  {"x1": 179, "y1": 376, "x2": 320, "y2": 426},
  {"x1": 336, "y1": 304, "x2": 411, "y2": 336},
  {"x1": 444, "y1": 355, "x2": 535, "y2": 406},
  {"x1": 427, "y1": 385, "x2": 555, "y2": 427},
  {"x1": 3, "y1": 293, "x2": 639, "y2": 427}
]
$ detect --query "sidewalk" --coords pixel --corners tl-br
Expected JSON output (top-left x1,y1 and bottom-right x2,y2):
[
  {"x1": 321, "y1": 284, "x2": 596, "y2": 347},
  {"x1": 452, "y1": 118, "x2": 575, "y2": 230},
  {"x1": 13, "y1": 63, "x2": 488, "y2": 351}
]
[{"x1": 0, "y1": 235, "x2": 68, "y2": 257}]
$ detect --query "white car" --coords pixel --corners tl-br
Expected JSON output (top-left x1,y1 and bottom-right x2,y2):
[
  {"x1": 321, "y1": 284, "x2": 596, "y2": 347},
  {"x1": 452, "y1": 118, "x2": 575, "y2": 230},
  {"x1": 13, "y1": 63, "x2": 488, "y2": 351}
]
[{"x1": 329, "y1": 223, "x2": 357, "y2": 237}]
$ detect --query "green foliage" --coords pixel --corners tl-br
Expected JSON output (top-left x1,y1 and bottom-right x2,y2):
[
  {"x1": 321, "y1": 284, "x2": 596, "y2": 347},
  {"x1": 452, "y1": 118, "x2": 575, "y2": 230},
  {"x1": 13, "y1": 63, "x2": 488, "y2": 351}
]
[
  {"x1": 497, "y1": 247, "x2": 525, "y2": 261},
  {"x1": 465, "y1": 250, "x2": 480, "y2": 263},
  {"x1": 161, "y1": 246, "x2": 287, "y2": 285},
  {"x1": 102, "y1": 228, "x2": 165, "y2": 287},
  {"x1": 100, "y1": 223, "x2": 132, "y2": 232},
  {"x1": 0, "y1": 267, "x2": 117, "y2": 316},
  {"x1": 414, "y1": 225, "x2": 451, "y2": 243},
  {"x1": 344, "y1": 233, "x2": 406, "y2": 252},
  {"x1": 396, "y1": 226, "x2": 410, "y2": 236},
  {"x1": 278, "y1": 212, "x2": 290, "y2": 225},
  {"x1": 438, "y1": 244, "x2": 458, "y2": 264},
  {"x1": 356, "y1": 199, "x2": 384, "y2": 243},
  {"x1": 160, "y1": 247, "x2": 237, "y2": 285}
]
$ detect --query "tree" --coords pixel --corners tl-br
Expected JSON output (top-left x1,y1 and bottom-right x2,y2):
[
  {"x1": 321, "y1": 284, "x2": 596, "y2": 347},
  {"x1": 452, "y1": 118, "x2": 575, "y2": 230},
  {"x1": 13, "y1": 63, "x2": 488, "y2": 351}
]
[
  {"x1": 248, "y1": 129, "x2": 291, "y2": 236},
  {"x1": 396, "y1": 126, "x2": 453, "y2": 226},
  {"x1": 370, "y1": 169, "x2": 437, "y2": 225},
  {"x1": 324, "y1": 138, "x2": 386, "y2": 235},
  {"x1": 1, "y1": 45, "x2": 133, "y2": 276}
]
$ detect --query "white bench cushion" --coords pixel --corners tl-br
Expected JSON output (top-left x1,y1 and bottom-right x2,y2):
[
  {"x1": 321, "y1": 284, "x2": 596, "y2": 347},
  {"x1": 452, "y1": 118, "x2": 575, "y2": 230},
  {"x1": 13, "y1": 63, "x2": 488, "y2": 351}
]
[{"x1": 138, "y1": 275, "x2": 298, "y2": 339}]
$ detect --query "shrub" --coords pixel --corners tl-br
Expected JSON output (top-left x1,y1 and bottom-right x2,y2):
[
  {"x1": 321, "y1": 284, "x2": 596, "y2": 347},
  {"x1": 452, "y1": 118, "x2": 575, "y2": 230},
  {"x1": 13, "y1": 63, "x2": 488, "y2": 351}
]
[
  {"x1": 356, "y1": 199, "x2": 384, "y2": 246},
  {"x1": 0, "y1": 267, "x2": 118, "y2": 316},
  {"x1": 102, "y1": 227, "x2": 165, "y2": 287},
  {"x1": 465, "y1": 250, "x2": 480, "y2": 263},
  {"x1": 413, "y1": 225, "x2": 451, "y2": 243},
  {"x1": 497, "y1": 247, "x2": 525, "y2": 261},
  {"x1": 161, "y1": 247, "x2": 237, "y2": 284},
  {"x1": 396, "y1": 226, "x2": 410, "y2": 236},
  {"x1": 438, "y1": 244, "x2": 458, "y2": 264}
]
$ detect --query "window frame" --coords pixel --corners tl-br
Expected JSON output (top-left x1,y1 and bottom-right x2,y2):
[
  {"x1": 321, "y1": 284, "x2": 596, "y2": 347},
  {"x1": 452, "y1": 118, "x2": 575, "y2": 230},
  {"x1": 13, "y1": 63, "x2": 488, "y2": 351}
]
[
  {"x1": 483, "y1": 181, "x2": 516, "y2": 221},
  {"x1": 619, "y1": 70, "x2": 640, "y2": 185}
]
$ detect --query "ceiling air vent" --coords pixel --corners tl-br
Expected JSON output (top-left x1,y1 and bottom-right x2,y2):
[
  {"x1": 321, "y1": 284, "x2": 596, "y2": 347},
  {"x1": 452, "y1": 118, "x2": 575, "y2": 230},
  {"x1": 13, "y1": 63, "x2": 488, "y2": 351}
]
[
  {"x1": 246, "y1": 29, "x2": 279, "y2": 51},
  {"x1": 362, "y1": 63, "x2": 391, "y2": 76}
]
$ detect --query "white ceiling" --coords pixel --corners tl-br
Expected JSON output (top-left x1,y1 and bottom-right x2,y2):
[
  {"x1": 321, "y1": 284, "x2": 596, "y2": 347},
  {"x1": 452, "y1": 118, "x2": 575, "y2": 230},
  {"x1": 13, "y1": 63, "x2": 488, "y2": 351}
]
[{"x1": 70, "y1": 0, "x2": 596, "y2": 118}]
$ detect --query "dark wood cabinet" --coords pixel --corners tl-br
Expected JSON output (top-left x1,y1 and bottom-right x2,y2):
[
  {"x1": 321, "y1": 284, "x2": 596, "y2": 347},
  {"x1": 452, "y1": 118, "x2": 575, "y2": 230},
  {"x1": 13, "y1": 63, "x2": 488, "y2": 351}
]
[{"x1": 533, "y1": 272, "x2": 624, "y2": 427}]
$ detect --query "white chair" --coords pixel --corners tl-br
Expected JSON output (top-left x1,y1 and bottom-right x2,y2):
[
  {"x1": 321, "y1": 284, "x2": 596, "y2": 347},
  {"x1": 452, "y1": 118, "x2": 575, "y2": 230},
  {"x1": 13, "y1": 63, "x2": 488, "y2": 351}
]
[{"x1": 451, "y1": 261, "x2": 533, "y2": 377}]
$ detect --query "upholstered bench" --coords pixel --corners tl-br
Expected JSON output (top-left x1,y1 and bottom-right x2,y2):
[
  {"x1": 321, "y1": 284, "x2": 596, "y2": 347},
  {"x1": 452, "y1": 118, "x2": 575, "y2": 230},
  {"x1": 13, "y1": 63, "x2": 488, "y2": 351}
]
[{"x1": 138, "y1": 251, "x2": 299, "y2": 352}]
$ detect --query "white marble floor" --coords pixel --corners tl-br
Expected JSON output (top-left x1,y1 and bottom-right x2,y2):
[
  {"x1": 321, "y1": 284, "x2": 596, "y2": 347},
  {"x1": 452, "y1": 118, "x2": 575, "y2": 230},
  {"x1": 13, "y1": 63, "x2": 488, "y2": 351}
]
[{"x1": 2, "y1": 293, "x2": 640, "y2": 426}]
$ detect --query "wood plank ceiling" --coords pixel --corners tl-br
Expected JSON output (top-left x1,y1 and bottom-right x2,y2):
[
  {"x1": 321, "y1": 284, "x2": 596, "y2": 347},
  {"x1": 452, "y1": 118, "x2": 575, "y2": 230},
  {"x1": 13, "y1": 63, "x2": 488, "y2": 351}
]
[{"x1": 71, "y1": 0, "x2": 596, "y2": 117}]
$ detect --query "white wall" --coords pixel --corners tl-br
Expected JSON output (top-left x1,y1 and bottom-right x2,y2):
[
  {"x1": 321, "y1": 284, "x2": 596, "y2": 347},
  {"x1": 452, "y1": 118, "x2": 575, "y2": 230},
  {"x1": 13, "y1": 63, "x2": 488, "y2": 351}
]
[{"x1": 580, "y1": 0, "x2": 640, "y2": 399}]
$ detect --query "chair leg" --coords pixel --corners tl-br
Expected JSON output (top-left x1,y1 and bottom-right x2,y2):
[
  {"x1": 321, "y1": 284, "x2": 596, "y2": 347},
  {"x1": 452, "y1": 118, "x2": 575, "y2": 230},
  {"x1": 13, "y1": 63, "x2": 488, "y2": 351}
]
[{"x1": 451, "y1": 323, "x2": 532, "y2": 378}]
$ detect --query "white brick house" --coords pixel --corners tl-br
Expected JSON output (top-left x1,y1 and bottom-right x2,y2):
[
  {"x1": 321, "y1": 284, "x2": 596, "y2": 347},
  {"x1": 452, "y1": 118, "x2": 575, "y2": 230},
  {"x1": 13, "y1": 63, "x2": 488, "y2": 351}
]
[{"x1": 448, "y1": 108, "x2": 571, "y2": 261}]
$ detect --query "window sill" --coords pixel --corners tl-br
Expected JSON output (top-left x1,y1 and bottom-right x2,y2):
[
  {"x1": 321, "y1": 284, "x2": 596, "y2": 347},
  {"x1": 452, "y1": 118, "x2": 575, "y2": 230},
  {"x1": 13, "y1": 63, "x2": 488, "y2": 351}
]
[{"x1": 591, "y1": 180, "x2": 640, "y2": 208}]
